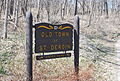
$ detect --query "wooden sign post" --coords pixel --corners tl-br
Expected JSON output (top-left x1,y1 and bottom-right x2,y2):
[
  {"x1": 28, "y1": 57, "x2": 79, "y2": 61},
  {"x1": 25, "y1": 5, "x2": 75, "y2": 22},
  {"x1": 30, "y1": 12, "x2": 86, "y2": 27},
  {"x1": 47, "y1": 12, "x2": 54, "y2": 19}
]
[
  {"x1": 25, "y1": 12, "x2": 33, "y2": 81},
  {"x1": 74, "y1": 15, "x2": 80, "y2": 80}
]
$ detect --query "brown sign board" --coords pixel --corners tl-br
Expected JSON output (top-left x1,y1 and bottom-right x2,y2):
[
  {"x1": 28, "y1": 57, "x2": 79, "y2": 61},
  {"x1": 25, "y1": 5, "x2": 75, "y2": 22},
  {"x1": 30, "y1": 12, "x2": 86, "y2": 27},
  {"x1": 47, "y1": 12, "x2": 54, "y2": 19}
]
[
  {"x1": 34, "y1": 23, "x2": 73, "y2": 53},
  {"x1": 36, "y1": 53, "x2": 71, "y2": 60}
]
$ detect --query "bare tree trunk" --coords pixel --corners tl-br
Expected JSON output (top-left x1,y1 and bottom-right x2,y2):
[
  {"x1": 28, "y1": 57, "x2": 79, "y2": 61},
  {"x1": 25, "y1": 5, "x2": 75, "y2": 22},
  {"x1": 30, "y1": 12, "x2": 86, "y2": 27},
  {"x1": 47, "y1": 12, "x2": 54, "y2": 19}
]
[
  {"x1": 46, "y1": 0, "x2": 50, "y2": 22},
  {"x1": 13, "y1": 0, "x2": 16, "y2": 18},
  {"x1": 0, "y1": 0, "x2": 4, "y2": 19},
  {"x1": 112, "y1": 0, "x2": 115, "y2": 13},
  {"x1": 47, "y1": 10, "x2": 50, "y2": 22},
  {"x1": 9, "y1": 0, "x2": 14, "y2": 15},
  {"x1": 24, "y1": 0, "x2": 28, "y2": 12},
  {"x1": 74, "y1": 0, "x2": 78, "y2": 15},
  {"x1": 3, "y1": 0, "x2": 9, "y2": 39},
  {"x1": 61, "y1": 3, "x2": 63, "y2": 20},
  {"x1": 100, "y1": 1, "x2": 103, "y2": 16},
  {"x1": 63, "y1": 0, "x2": 67, "y2": 17},
  {"x1": 36, "y1": 0, "x2": 40, "y2": 22},
  {"x1": 117, "y1": 2, "x2": 120, "y2": 15},
  {"x1": 3, "y1": 0, "x2": 6, "y2": 14},
  {"x1": 82, "y1": 0, "x2": 85, "y2": 15},
  {"x1": 104, "y1": 0, "x2": 108, "y2": 18},
  {"x1": 14, "y1": 0, "x2": 19, "y2": 30},
  {"x1": 40, "y1": 3, "x2": 43, "y2": 22},
  {"x1": 21, "y1": 0, "x2": 28, "y2": 17},
  {"x1": 87, "y1": 0, "x2": 94, "y2": 27},
  {"x1": 65, "y1": 0, "x2": 68, "y2": 16}
]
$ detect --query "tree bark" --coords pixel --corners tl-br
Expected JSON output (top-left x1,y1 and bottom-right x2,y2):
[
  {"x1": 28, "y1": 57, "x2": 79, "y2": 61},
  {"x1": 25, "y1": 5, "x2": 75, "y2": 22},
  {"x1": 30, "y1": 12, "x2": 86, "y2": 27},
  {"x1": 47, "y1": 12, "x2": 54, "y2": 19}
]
[
  {"x1": 14, "y1": 0, "x2": 19, "y2": 30},
  {"x1": 82, "y1": 0, "x2": 85, "y2": 15},
  {"x1": 63, "y1": 0, "x2": 67, "y2": 17},
  {"x1": 36, "y1": 0, "x2": 40, "y2": 22},
  {"x1": 9, "y1": 0, "x2": 14, "y2": 15},
  {"x1": 104, "y1": 0, "x2": 108, "y2": 18},
  {"x1": 46, "y1": 0, "x2": 50, "y2": 22},
  {"x1": 0, "y1": 0, "x2": 4, "y2": 19},
  {"x1": 13, "y1": 0, "x2": 16, "y2": 18},
  {"x1": 74, "y1": 0, "x2": 78, "y2": 15},
  {"x1": 3, "y1": 0, "x2": 9, "y2": 39}
]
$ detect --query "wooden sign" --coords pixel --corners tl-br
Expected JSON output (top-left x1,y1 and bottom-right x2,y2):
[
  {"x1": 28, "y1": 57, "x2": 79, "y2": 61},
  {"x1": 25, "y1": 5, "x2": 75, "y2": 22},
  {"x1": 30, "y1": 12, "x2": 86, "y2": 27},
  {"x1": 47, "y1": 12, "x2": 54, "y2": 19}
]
[
  {"x1": 36, "y1": 53, "x2": 71, "y2": 60},
  {"x1": 34, "y1": 23, "x2": 73, "y2": 53},
  {"x1": 25, "y1": 12, "x2": 80, "y2": 81}
]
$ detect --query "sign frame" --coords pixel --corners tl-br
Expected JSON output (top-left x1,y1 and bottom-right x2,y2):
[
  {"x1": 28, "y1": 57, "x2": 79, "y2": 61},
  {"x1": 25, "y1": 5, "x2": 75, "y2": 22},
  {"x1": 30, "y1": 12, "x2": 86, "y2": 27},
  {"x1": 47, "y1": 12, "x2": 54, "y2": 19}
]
[{"x1": 34, "y1": 23, "x2": 73, "y2": 53}]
